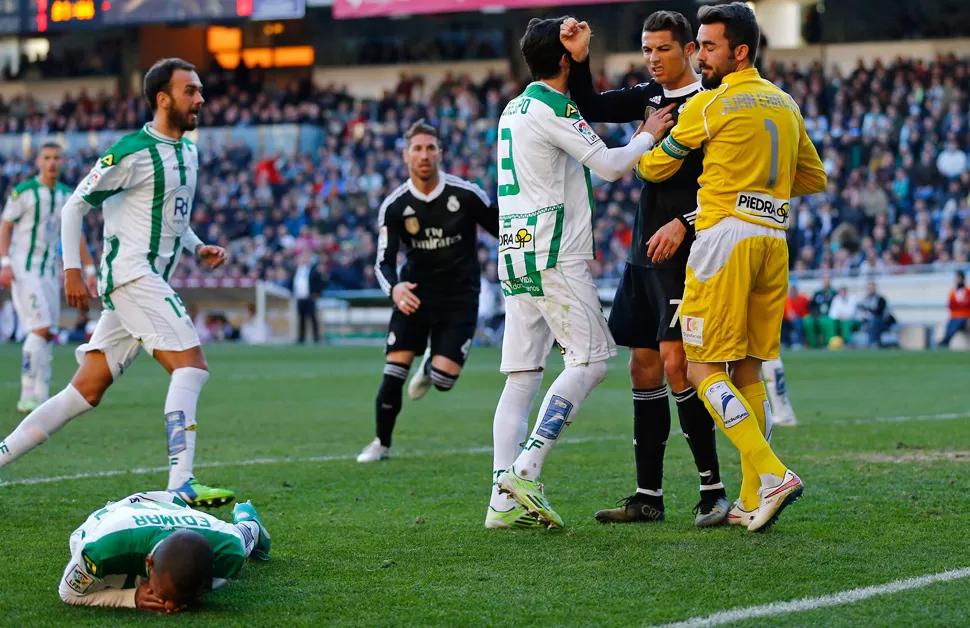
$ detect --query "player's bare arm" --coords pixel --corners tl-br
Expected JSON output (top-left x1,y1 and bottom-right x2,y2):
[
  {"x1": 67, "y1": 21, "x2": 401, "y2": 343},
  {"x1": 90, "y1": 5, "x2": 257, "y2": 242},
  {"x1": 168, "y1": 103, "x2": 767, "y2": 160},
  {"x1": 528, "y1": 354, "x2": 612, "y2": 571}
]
[{"x1": 0, "y1": 219, "x2": 14, "y2": 289}]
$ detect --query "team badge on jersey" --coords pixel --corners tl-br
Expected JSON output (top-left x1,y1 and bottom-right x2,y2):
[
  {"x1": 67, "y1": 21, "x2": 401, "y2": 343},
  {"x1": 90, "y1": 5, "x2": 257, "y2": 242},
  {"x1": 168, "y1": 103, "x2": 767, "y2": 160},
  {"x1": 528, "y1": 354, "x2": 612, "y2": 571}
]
[
  {"x1": 403, "y1": 206, "x2": 419, "y2": 235},
  {"x1": 644, "y1": 106, "x2": 657, "y2": 120},
  {"x1": 447, "y1": 195, "x2": 461, "y2": 212},
  {"x1": 572, "y1": 120, "x2": 600, "y2": 145}
]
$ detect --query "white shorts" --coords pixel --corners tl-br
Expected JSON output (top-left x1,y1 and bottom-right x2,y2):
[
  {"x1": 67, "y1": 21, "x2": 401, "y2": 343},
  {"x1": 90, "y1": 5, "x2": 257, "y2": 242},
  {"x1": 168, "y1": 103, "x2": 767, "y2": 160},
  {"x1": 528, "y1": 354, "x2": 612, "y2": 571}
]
[
  {"x1": 11, "y1": 272, "x2": 60, "y2": 332},
  {"x1": 76, "y1": 275, "x2": 200, "y2": 380},
  {"x1": 500, "y1": 259, "x2": 617, "y2": 373}
]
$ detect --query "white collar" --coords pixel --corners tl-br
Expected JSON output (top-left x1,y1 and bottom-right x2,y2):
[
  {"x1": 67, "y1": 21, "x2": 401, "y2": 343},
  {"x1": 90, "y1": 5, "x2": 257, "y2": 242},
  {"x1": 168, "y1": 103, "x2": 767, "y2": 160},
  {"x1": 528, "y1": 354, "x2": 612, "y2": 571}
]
[
  {"x1": 534, "y1": 81, "x2": 566, "y2": 96},
  {"x1": 663, "y1": 80, "x2": 703, "y2": 98},
  {"x1": 143, "y1": 123, "x2": 181, "y2": 144},
  {"x1": 408, "y1": 175, "x2": 445, "y2": 203}
]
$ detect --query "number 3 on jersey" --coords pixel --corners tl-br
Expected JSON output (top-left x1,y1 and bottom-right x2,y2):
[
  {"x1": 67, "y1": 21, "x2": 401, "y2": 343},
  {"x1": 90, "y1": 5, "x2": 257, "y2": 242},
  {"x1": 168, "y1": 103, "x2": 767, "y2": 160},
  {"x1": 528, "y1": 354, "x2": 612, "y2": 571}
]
[{"x1": 498, "y1": 128, "x2": 519, "y2": 197}]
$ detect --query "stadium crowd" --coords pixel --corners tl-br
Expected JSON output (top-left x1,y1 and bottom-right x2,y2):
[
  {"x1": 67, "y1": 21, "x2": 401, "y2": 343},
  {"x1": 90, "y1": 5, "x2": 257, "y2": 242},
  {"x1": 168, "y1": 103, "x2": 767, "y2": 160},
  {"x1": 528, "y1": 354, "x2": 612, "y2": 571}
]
[{"x1": 1, "y1": 55, "x2": 970, "y2": 292}]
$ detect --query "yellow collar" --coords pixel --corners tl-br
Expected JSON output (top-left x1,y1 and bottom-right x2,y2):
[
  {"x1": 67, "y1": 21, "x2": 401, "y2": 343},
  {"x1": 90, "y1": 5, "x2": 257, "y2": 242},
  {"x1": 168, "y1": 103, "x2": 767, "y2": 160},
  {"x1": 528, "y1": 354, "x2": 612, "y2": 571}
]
[{"x1": 721, "y1": 67, "x2": 761, "y2": 84}]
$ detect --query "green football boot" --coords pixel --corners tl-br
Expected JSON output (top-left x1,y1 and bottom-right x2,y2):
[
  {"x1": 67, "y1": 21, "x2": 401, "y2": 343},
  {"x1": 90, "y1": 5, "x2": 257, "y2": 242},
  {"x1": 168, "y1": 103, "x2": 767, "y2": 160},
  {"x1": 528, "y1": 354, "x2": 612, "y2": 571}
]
[
  {"x1": 233, "y1": 500, "x2": 271, "y2": 561},
  {"x1": 495, "y1": 467, "x2": 564, "y2": 529},
  {"x1": 16, "y1": 399, "x2": 39, "y2": 414},
  {"x1": 484, "y1": 504, "x2": 544, "y2": 529},
  {"x1": 170, "y1": 478, "x2": 235, "y2": 509}
]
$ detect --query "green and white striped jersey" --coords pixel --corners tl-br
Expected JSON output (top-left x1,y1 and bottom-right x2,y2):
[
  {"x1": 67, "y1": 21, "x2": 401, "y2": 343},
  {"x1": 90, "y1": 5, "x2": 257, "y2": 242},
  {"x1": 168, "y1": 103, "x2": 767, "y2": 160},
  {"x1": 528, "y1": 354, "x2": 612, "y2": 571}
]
[
  {"x1": 60, "y1": 492, "x2": 245, "y2": 605},
  {"x1": 1, "y1": 177, "x2": 72, "y2": 277},
  {"x1": 73, "y1": 124, "x2": 199, "y2": 295},
  {"x1": 496, "y1": 82, "x2": 600, "y2": 281}
]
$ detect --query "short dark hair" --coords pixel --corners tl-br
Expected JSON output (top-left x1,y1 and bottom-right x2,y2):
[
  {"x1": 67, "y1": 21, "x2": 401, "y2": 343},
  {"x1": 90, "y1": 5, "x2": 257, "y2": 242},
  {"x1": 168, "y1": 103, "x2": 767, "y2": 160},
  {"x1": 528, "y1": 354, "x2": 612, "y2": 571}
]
[
  {"x1": 143, "y1": 58, "x2": 196, "y2": 113},
  {"x1": 643, "y1": 11, "x2": 694, "y2": 50},
  {"x1": 153, "y1": 530, "x2": 214, "y2": 605},
  {"x1": 520, "y1": 17, "x2": 569, "y2": 81},
  {"x1": 39, "y1": 142, "x2": 62, "y2": 152},
  {"x1": 698, "y1": 2, "x2": 760, "y2": 65},
  {"x1": 404, "y1": 119, "x2": 438, "y2": 146}
]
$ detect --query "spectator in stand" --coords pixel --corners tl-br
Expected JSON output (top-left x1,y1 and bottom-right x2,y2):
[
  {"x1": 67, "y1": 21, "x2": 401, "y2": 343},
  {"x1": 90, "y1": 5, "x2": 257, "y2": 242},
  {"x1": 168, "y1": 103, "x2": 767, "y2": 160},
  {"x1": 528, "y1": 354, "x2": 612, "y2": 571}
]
[
  {"x1": 290, "y1": 251, "x2": 326, "y2": 344},
  {"x1": 829, "y1": 286, "x2": 860, "y2": 343},
  {"x1": 858, "y1": 280, "x2": 892, "y2": 348},
  {"x1": 804, "y1": 275, "x2": 838, "y2": 348},
  {"x1": 939, "y1": 270, "x2": 970, "y2": 347},
  {"x1": 783, "y1": 283, "x2": 810, "y2": 348}
]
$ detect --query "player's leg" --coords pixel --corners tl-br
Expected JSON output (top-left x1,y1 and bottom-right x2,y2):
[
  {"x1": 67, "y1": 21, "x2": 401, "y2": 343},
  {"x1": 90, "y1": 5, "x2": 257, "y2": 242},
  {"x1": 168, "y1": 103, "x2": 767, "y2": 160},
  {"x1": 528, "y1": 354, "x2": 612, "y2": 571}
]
[
  {"x1": 594, "y1": 266, "x2": 667, "y2": 523},
  {"x1": 11, "y1": 275, "x2": 53, "y2": 413},
  {"x1": 763, "y1": 357, "x2": 797, "y2": 426},
  {"x1": 232, "y1": 501, "x2": 271, "y2": 561},
  {"x1": 408, "y1": 304, "x2": 475, "y2": 400},
  {"x1": 0, "y1": 310, "x2": 134, "y2": 469},
  {"x1": 359, "y1": 308, "x2": 426, "y2": 461},
  {"x1": 486, "y1": 293, "x2": 549, "y2": 529},
  {"x1": 498, "y1": 261, "x2": 615, "y2": 528},
  {"x1": 110, "y1": 277, "x2": 232, "y2": 507}
]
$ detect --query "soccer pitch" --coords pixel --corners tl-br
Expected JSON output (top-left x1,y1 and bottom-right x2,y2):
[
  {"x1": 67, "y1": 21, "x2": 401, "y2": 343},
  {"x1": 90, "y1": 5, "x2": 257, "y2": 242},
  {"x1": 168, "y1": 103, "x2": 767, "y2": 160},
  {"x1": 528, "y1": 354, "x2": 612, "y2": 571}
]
[{"x1": 0, "y1": 344, "x2": 968, "y2": 627}]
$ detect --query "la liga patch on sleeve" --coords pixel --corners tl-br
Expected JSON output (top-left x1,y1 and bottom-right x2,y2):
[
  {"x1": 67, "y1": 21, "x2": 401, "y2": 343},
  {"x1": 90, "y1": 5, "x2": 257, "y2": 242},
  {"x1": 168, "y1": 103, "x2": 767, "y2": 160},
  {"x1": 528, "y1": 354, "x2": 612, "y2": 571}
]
[
  {"x1": 572, "y1": 120, "x2": 600, "y2": 145},
  {"x1": 66, "y1": 564, "x2": 93, "y2": 594}
]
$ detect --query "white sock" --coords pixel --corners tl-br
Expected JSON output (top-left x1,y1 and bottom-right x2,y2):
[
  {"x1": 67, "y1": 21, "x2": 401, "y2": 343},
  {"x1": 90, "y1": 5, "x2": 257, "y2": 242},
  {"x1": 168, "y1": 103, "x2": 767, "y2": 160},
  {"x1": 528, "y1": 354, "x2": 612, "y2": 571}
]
[
  {"x1": 21, "y1": 333, "x2": 46, "y2": 403},
  {"x1": 512, "y1": 361, "x2": 608, "y2": 481},
  {"x1": 234, "y1": 521, "x2": 261, "y2": 557},
  {"x1": 762, "y1": 358, "x2": 794, "y2": 420},
  {"x1": 490, "y1": 370, "x2": 543, "y2": 510},
  {"x1": 165, "y1": 367, "x2": 209, "y2": 490},
  {"x1": 34, "y1": 338, "x2": 53, "y2": 403},
  {"x1": 0, "y1": 385, "x2": 93, "y2": 467}
]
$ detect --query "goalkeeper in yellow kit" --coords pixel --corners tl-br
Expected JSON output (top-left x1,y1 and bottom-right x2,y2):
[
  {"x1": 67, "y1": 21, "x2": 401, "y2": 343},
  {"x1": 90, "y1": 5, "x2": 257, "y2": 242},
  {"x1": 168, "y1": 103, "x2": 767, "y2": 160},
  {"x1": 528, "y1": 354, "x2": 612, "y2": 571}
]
[{"x1": 637, "y1": 2, "x2": 826, "y2": 532}]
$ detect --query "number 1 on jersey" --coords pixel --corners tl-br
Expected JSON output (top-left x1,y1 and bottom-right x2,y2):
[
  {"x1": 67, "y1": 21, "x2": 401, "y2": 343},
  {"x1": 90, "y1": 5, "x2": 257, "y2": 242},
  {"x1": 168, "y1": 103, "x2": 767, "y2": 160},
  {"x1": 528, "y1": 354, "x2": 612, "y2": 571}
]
[
  {"x1": 498, "y1": 128, "x2": 520, "y2": 197},
  {"x1": 764, "y1": 118, "x2": 779, "y2": 189}
]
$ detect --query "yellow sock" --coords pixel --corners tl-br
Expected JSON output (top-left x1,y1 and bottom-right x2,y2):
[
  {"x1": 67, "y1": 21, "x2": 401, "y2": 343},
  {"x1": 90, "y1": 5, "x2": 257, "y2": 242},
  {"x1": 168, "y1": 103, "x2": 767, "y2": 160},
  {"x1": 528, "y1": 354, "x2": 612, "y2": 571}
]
[
  {"x1": 696, "y1": 372, "x2": 786, "y2": 480},
  {"x1": 738, "y1": 382, "x2": 770, "y2": 510}
]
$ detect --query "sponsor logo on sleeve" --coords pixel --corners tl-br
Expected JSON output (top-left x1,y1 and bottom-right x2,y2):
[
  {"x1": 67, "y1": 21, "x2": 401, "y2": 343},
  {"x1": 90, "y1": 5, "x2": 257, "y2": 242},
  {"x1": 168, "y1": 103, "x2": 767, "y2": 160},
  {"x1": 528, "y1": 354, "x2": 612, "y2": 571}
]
[
  {"x1": 77, "y1": 171, "x2": 102, "y2": 197},
  {"x1": 682, "y1": 316, "x2": 704, "y2": 346},
  {"x1": 66, "y1": 564, "x2": 93, "y2": 594},
  {"x1": 735, "y1": 192, "x2": 790, "y2": 226},
  {"x1": 572, "y1": 119, "x2": 600, "y2": 145}
]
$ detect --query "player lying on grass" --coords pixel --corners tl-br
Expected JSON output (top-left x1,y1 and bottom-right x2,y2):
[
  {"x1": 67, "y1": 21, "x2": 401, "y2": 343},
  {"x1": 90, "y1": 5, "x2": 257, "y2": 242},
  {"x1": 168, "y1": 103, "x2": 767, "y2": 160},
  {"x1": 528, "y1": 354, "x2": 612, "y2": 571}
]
[
  {"x1": 59, "y1": 492, "x2": 270, "y2": 612},
  {"x1": 487, "y1": 16, "x2": 674, "y2": 529},
  {"x1": 636, "y1": 3, "x2": 826, "y2": 531},
  {"x1": 0, "y1": 58, "x2": 233, "y2": 507},
  {"x1": 561, "y1": 11, "x2": 729, "y2": 527}
]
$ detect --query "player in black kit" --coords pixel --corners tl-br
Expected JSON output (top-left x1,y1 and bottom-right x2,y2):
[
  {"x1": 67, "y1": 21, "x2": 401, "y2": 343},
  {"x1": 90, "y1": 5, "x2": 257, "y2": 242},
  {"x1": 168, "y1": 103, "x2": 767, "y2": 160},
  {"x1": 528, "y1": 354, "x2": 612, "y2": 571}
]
[
  {"x1": 561, "y1": 12, "x2": 730, "y2": 525},
  {"x1": 357, "y1": 120, "x2": 499, "y2": 463}
]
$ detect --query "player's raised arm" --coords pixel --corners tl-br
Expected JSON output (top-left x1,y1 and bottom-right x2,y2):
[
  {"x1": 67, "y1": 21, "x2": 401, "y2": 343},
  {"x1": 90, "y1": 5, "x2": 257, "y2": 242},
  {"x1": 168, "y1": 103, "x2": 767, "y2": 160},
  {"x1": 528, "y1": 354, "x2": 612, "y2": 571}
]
[
  {"x1": 637, "y1": 92, "x2": 712, "y2": 183},
  {"x1": 562, "y1": 19, "x2": 648, "y2": 124},
  {"x1": 549, "y1": 104, "x2": 673, "y2": 183},
  {"x1": 791, "y1": 113, "x2": 827, "y2": 197}
]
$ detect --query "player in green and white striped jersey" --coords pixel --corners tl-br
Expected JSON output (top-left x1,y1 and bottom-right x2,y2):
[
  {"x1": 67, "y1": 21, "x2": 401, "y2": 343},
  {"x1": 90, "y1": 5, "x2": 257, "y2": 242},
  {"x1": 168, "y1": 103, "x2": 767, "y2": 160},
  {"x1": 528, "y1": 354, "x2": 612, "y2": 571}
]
[
  {"x1": 59, "y1": 491, "x2": 270, "y2": 611},
  {"x1": 0, "y1": 143, "x2": 97, "y2": 414},
  {"x1": 488, "y1": 17, "x2": 674, "y2": 529},
  {"x1": 0, "y1": 59, "x2": 234, "y2": 508}
]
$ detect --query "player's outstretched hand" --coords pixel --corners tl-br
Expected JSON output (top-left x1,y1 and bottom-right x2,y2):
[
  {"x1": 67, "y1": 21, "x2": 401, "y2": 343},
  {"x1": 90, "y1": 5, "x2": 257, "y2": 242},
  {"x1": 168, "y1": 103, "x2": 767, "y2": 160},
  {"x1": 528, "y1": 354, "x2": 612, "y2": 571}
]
[
  {"x1": 64, "y1": 268, "x2": 91, "y2": 312},
  {"x1": 391, "y1": 282, "x2": 421, "y2": 316},
  {"x1": 646, "y1": 217, "x2": 687, "y2": 263},
  {"x1": 638, "y1": 103, "x2": 676, "y2": 142},
  {"x1": 0, "y1": 266, "x2": 12, "y2": 289},
  {"x1": 560, "y1": 17, "x2": 591, "y2": 63},
  {"x1": 198, "y1": 245, "x2": 228, "y2": 269},
  {"x1": 135, "y1": 583, "x2": 170, "y2": 613}
]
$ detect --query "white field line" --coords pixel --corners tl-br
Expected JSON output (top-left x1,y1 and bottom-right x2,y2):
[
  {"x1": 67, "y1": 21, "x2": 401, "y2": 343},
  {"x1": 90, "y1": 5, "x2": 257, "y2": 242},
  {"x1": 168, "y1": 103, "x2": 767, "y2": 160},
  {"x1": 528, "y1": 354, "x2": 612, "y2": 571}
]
[
  {"x1": 1, "y1": 411, "x2": 966, "y2": 488},
  {"x1": 655, "y1": 566, "x2": 970, "y2": 628}
]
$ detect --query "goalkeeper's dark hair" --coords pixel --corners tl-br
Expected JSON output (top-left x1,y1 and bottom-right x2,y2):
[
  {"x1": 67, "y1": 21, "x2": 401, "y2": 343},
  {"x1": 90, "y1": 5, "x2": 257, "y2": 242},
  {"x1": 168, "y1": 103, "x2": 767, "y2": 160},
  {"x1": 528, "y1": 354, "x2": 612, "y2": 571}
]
[
  {"x1": 144, "y1": 58, "x2": 196, "y2": 113},
  {"x1": 520, "y1": 17, "x2": 570, "y2": 81},
  {"x1": 153, "y1": 530, "x2": 214, "y2": 605},
  {"x1": 698, "y1": 2, "x2": 760, "y2": 65},
  {"x1": 404, "y1": 119, "x2": 439, "y2": 146},
  {"x1": 643, "y1": 11, "x2": 694, "y2": 50}
]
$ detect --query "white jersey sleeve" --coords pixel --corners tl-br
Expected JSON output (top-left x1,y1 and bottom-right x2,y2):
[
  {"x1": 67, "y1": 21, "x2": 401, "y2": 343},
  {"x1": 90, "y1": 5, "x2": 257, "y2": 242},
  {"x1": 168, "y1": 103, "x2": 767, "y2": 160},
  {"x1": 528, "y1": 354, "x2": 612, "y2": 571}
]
[
  {"x1": 543, "y1": 109, "x2": 604, "y2": 164},
  {"x1": 1, "y1": 186, "x2": 27, "y2": 223}
]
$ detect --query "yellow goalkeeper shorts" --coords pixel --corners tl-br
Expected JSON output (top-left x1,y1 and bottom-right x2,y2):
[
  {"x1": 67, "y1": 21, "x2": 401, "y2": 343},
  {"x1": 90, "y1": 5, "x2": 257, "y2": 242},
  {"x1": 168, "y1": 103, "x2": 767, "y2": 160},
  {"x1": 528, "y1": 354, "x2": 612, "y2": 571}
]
[{"x1": 680, "y1": 217, "x2": 788, "y2": 363}]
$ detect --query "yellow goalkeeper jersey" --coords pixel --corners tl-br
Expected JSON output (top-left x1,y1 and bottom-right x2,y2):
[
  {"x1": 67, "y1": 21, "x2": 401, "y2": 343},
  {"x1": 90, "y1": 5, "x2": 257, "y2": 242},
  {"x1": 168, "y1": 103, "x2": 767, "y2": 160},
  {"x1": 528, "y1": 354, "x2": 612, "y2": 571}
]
[{"x1": 637, "y1": 67, "x2": 826, "y2": 232}]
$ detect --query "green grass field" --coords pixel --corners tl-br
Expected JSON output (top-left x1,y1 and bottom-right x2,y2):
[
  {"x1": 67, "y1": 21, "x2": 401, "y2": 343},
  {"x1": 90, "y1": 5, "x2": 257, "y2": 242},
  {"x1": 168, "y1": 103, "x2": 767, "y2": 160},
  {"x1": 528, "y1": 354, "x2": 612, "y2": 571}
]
[{"x1": 0, "y1": 344, "x2": 968, "y2": 627}]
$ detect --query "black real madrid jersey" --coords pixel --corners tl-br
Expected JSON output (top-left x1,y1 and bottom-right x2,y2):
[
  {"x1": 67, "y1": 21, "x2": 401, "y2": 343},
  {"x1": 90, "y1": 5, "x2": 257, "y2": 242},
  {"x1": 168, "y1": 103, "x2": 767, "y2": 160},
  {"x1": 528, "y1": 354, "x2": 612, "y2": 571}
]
[
  {"x1": 375, "y1": 173, "x2": 499, "y2": 305},
  {"x1": 568, "y1": 58, "x2": 705, "y2": 270}
]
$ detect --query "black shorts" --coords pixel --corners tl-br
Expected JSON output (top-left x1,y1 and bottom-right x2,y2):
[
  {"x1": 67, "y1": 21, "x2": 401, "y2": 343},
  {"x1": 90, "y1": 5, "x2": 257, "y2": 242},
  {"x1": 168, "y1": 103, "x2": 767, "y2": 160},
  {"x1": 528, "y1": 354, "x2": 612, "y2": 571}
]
[
  {"x1": 385, "y1": 301, "x2": 478, "y2": 366},
  {"x1": 608, "y1": 264, "x2": 686, "y2": 350}
]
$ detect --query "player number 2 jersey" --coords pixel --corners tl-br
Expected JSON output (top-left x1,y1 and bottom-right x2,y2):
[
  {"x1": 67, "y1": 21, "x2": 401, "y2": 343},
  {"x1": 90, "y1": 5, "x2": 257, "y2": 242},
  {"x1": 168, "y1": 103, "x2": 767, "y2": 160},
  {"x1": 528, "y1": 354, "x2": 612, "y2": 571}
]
[
  {"x1": 1, "y1": 177, "x2": 72, "y2": 277},
  {"x1": 496, "y1": 82, "x2": 601, "y2": 281},
  {"x1": 73, "y1": 124, "x2": 200, "y2": 295}
]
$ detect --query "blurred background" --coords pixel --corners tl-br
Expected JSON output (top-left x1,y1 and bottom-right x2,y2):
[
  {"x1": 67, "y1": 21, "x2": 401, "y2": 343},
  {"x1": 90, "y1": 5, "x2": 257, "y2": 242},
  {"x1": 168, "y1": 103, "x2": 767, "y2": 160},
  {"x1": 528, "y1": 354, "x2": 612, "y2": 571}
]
[{"x1": 0, "y1": 0, "x2": 968, "y2": 351}]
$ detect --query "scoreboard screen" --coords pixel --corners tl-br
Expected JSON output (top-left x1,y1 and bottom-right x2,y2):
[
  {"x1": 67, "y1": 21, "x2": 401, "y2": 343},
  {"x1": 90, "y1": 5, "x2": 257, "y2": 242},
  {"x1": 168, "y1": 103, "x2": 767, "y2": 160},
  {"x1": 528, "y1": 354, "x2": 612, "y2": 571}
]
[{"x1": 25, "y1": 0, "x2": 301, "y2": 31}]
